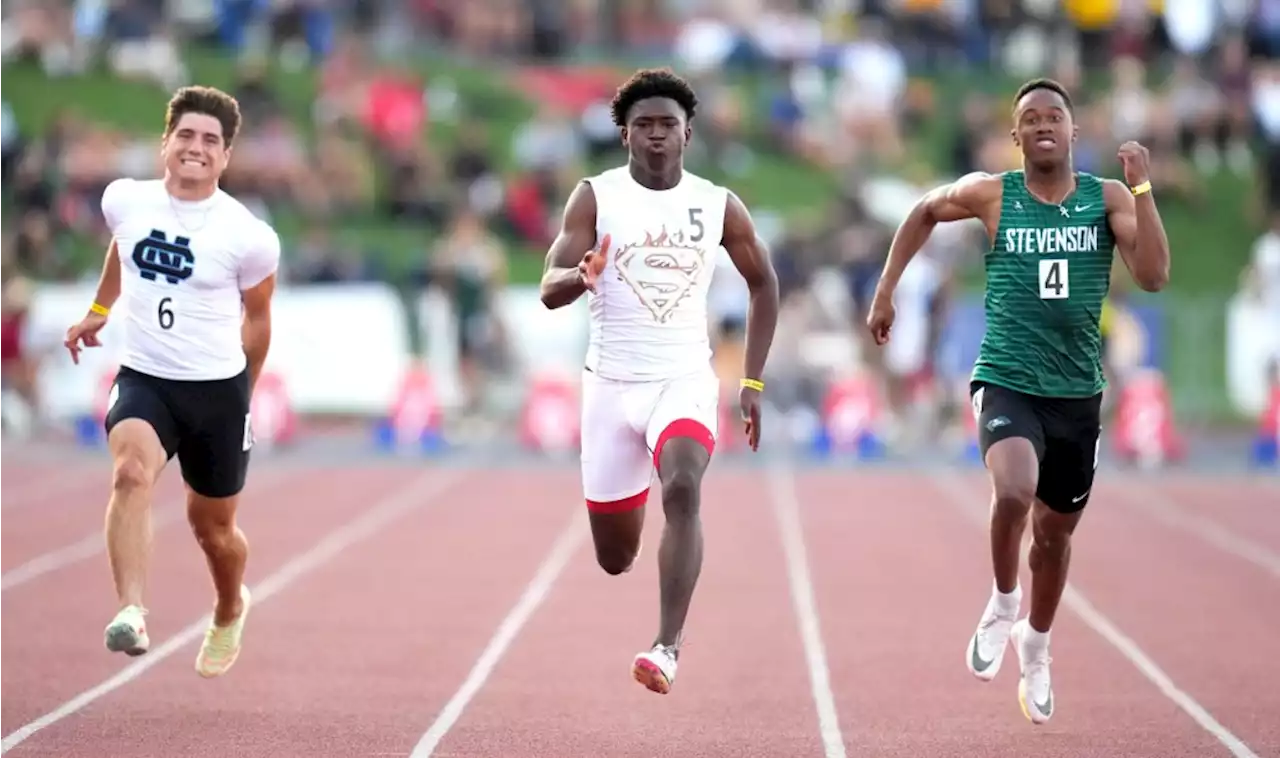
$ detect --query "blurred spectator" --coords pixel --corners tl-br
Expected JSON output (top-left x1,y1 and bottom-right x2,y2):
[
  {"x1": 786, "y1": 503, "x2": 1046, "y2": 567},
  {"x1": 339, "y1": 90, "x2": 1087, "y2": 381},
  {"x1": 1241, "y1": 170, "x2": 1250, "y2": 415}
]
[
  {"x1": 427, "y1": 207, "x2": 511, "y2": 417},
  {"x1": 1, "y1": 271, "x2": 40, "y2": 438},
  {"x1": 2, "y1": 0, "x2": 1276, "y2": 439}
]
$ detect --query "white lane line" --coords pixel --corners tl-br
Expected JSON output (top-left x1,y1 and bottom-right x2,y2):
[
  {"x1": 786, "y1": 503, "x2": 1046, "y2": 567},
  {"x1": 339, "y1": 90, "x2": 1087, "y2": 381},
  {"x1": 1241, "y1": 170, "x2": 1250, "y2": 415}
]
[
  {"x1": 767, "y1": 463, "x2": 848, "y2": 758},
  {"x1": 1, "y1": 469, "x2": 465, "y2": 754},
  {"x1": 2, "y1": 466, "x2": 107, "y2": 510},
  {"x1": 409, "y1": 507, "x2": 587, "y2": 757},
  {"x1": 929, "y1": 471, "x2": 1261, "y2": 758},
  {"x1": 1110, "y1": 482, "x2": 1280, "y2": 581},
  {"x1": 2, "y1": 468, "x2": 299, "y2": 592}
]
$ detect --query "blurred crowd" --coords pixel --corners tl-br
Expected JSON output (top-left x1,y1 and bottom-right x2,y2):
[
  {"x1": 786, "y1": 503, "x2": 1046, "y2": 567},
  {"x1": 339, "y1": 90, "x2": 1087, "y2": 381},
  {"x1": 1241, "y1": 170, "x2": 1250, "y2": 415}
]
[{"x1": 3, "y1": 0, "x2": 1279, "y2": 443}]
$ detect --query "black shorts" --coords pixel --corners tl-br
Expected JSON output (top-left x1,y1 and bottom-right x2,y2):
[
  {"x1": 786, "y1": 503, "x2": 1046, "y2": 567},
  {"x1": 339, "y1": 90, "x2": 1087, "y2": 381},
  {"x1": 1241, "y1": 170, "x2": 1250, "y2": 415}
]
[
  {"x1": 105, "y1": 365, "x2": 253, "y2": 498},
  {"x1": 969, "y1": 380, "x2": 1102, "y2": 514}
]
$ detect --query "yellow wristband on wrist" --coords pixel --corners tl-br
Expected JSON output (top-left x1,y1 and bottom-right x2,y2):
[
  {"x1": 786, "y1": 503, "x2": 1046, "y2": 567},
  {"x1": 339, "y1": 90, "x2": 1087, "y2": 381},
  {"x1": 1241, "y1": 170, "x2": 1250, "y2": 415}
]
[
  {"x1": 741, "y1": 378, "x2": 765, "y2": 392},
  {"x1": 89, "y1": 302, "x2": 110, "y2": 317},
  {"x1": 1130, "y1": 180, "x2": 1152, "y2": 197}
]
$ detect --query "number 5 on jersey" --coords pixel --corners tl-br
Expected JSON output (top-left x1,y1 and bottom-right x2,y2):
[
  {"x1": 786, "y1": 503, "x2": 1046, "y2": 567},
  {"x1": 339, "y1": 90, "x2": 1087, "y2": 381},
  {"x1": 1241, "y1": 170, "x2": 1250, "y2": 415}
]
[{"x1": 1039, "y1": 258, "x2": 1069, "y2": 300}]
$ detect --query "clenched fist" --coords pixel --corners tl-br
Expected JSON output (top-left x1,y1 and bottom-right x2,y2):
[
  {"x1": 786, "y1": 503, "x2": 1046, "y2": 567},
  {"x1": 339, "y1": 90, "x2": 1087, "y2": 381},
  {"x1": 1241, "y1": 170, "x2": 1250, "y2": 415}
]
[{"x1": 1117, "y1": 141, "x2": 1151, "y2": 188}]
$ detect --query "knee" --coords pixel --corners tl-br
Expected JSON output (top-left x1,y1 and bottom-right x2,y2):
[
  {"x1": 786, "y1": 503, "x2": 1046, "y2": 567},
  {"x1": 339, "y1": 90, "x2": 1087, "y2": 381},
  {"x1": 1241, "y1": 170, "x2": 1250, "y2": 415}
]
[
  {"x1": 596, "y1": 547, "x2": 638, "y2": 576},
  {"x1": 111, "y1": 454, "x2": 152, "y2": 495},
  {"x1": 659, "y1": 466, "x2": 702, "y2": 519},
  {"x1": 991, "y1": 477, "x2": 1036, "y2": 520},
  {"x1": 1031, "y1": 521, "x2": 1071, "y2": 559}
]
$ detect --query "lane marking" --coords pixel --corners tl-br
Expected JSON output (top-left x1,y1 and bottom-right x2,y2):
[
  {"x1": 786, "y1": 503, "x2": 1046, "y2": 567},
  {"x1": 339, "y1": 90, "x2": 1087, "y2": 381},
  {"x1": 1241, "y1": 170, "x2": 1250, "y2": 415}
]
[
  {"x1": 409, "y1": 508, "x2": 587, "y2": 757},
  {"x1": 1, "y1": 470, "x2": 465, "y2": 754},
  {"x1": 767, "y1": 464, "x2": 848, "y2": 758},
  {"x1": 930, "y1": 471, "x2": 1261, "y2": 758},
  {"x1": 1110, "y1": 483, "x2": 1280, "y2": 581},
  {"x1": 2, "y1": 468, "x2": 300, "y2": 592},
  {"x1": 2, "y1": 466, "x2": 107, "y2": 510}
]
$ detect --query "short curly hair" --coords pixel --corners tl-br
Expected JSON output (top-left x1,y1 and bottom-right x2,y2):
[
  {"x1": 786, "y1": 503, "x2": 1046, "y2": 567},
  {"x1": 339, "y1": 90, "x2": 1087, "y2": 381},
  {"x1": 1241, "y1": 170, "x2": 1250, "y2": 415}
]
[
  {"x1": 1012, "y1": 78, "x2": 1073, "y2": 114},
  {"x1": 164, "y1": 85, "x2": 242, "y2": 145},
  {"x1": 610, "y1": 67, "x2": 699, "y2": 127}
]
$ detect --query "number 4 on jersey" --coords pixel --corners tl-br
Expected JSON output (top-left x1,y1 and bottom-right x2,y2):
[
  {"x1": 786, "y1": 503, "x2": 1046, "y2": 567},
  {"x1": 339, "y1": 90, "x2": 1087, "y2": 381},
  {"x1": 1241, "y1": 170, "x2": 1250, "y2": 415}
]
[{"x1": 1039, "y1": 258, "x2": 1069, "y2": 300}]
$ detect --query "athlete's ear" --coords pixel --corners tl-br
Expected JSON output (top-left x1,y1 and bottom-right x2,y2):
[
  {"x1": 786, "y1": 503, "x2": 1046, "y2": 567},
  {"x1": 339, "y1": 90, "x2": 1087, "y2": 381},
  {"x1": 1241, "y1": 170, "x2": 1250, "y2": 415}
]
[
  {"x1": 620, "y1": 126, "x2": 629, "y2": 148},
  {"x1": 684, "y1": 123, "x2": 692, "y2": 145},
  {"x1": 1010, "y1": 127, "x2": 1020, "y2": 147}
]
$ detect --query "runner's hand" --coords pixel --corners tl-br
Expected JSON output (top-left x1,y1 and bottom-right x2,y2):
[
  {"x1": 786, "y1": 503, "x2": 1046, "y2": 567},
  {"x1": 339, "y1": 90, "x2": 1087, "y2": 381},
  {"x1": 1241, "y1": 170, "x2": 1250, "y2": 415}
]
[
  {"x1": 579, "y1": 234, "x2": 611, "y2": 292},
  {"x1": 64, "y1": 312, "x2": 108, "y2": 365}
]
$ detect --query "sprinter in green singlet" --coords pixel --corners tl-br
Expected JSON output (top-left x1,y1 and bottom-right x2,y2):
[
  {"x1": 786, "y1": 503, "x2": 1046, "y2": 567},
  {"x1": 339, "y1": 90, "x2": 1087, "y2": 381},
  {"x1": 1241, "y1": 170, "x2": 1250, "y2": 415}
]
[{"x1": 867, "y1": 79, "x2": 1171, "y2": 726}]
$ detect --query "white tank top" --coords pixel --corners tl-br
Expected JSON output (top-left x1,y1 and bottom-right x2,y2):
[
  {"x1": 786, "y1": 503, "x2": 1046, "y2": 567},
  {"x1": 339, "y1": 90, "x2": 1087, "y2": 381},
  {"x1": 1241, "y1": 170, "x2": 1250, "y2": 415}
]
[{"x1": 583, "y1": 165, "x2": 729, "y2": 382}]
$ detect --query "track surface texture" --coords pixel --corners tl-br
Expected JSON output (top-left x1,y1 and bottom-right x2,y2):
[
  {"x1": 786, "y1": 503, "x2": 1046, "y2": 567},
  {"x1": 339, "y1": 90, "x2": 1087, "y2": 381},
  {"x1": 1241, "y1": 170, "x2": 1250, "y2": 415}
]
[{"x1": 2, "y1": 447, "x2": 1278, "y2": 758}]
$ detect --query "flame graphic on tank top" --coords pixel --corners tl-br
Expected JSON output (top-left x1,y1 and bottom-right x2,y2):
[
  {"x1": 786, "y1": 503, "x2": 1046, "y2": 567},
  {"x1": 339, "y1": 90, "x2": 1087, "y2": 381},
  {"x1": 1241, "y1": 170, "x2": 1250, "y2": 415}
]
[{"x1": 613, "y1": 226, "x2": 707, "y2": 323}]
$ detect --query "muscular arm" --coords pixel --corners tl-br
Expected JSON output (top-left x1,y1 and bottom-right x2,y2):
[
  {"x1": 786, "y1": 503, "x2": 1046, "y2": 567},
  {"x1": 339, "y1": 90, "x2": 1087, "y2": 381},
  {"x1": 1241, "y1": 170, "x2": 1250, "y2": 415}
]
[
  {"x1": 722, "y1": 191, "x2": 780, "y2": 383},
  {"x1": 91, "y1": 240, "x2": 122, "y2": 313},
  {"x1": 1103, "y1": 180, "x2": 1170, "y2": 292},
  {"x1": 874, "y1": 172, "x2": 1002, "y2": 299},
  {"x1": 539, "y1": 181, "x2": 597, "y2": 310},
  {"x1": 240, "y1": 274, "x2": 276, "y2": 393}
]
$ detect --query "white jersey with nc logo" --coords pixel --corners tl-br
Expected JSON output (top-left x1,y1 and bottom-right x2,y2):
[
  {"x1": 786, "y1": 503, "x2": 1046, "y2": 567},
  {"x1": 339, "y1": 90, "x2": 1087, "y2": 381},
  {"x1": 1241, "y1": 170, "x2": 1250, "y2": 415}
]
[
  {"x1": 584, "y1": 166, "x2": 729, "y2": 382},
  {"x1": 102, "y1": 178, "x2": 280, "y2": 382}
]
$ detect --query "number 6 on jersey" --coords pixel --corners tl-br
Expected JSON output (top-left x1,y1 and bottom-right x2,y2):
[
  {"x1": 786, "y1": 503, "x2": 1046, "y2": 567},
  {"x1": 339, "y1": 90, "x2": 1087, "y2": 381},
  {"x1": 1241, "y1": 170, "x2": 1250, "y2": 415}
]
[
  {"x1": 157, "y1": 296, "x2": 175, "y2": 330},
  {"x1": 1039, "y1": 258, "x2": 1069, "y2": 300}
]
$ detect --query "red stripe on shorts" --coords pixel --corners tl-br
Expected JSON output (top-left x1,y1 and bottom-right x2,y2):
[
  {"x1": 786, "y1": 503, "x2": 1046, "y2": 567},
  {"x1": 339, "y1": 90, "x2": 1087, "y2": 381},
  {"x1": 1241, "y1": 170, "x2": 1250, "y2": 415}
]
[
  {"x1": 587, "y1": 487, "x2": 650, "y2": 514},
  {"x1": 653, "y1": 418, "x2": 716, "y2": 474}
]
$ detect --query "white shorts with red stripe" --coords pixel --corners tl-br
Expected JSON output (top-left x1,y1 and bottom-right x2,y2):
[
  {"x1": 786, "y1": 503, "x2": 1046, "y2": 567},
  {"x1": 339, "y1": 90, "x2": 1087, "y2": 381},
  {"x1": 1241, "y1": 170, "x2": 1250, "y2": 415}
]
[{"x1": 580, "y1": 367, "x2": 719, "y2": 510}]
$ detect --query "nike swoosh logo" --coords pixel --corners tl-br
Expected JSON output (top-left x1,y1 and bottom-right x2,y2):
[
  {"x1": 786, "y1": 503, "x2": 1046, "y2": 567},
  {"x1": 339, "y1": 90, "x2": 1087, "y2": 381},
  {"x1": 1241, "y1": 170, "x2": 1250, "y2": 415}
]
[
  {"x1": 1073, "y1": 204, "x2": 1092, "y2": 212},
  {"x1": 1035, "y1": 689, "x2": 1053, "y2": 717},
  {"x1": 970, "y1": 635, "x2": 994, "y2": 672},
  {"x1": 1072, "y1": 490, "x2": 1090, "y2": 503}
]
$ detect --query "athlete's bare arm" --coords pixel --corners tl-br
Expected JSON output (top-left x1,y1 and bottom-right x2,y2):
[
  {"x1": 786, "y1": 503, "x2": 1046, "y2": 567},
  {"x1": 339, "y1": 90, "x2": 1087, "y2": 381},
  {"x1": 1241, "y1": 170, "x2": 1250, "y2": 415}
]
[
  {"x1": 867, "y1": 172, "x2": 1001, "y2": 345},
  {"x1": 722, "y1": 191, "x2": 779, "y2": 384},
  {"x1": 93, "y1": 239, "x2": 122, "y2": 310},
  {"x1": 1102, "y1": 179, "x2": 1170, "y2": 292},
  {"x1": 540, "y1": 181, "x2": 598, "y2": 310},
  {"x1": 241, "y1": 274, "x2": 276, "y2": 393},
  {"x1": 65, "y1": 240, "x2": 121, "y2": 364},
  {"x1": 877, "y1": 172, "x2": 1003, "y2": 297}
]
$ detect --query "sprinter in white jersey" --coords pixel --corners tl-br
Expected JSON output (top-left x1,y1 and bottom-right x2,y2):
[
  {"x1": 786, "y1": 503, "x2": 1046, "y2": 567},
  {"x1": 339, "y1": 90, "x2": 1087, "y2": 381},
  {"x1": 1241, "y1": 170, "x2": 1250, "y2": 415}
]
[
  {"x1": 63, "y1": 86, "x2": 279, "y2": 679},
  {"x1": 540, "y1": 68, "x2": 780, "y2": 696}
]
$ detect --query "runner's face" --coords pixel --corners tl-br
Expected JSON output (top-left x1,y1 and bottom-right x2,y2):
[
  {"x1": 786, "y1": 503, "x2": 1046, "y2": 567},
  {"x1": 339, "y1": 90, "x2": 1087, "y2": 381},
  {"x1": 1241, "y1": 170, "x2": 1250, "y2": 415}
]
[
  {"x1": 1012, "y1": 89, "x2": 1075, "y2": 169},
  {"x1": 623, "y1": 98, "x2": 688, "y2": 168},
  {"x1": 163, "y1": 112, "x2": 229, "y2": 185}
]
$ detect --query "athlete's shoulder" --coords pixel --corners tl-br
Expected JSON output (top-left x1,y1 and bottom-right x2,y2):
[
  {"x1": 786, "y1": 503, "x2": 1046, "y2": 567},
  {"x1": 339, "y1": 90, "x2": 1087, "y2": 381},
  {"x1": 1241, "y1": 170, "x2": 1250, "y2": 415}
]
[
  {"x1": 1090, "y1": 175, "x2": 1133, "y2": 210},
  {"x1": 101, "y1": 178, "x2": 163, "y2": 228},
  {"x1": 945, "y1": 171, "x2": 1005, "y2": 206},
  {"x1": 105, "y1": 177, "x2": 165, "y2": 197},
  {"x1": 212, "y1": 190, "x2": 278, "y2": 241},
  {"x1": 584, "y1": 165, "x2": 630, "y2": 187}
]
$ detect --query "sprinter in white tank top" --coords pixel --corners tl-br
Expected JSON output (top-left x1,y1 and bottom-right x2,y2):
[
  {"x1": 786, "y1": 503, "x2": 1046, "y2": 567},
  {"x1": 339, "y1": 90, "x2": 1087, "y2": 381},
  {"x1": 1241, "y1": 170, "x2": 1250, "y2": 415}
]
[{"x1": 539, "y1": 68, "x2": 780, "y2": 696}]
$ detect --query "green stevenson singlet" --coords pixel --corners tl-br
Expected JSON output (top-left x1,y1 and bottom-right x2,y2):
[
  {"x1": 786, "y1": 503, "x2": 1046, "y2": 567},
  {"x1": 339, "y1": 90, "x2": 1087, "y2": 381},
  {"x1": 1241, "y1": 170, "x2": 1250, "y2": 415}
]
[{"x1": 971, "y1": 170, "x2": 1116, "y2": 398}]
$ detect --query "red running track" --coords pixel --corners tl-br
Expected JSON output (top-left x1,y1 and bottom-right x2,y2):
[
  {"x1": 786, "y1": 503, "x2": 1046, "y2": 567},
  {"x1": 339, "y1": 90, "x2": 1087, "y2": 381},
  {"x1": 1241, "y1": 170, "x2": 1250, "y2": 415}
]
[{"x1": 1, "y1": 451, "x2": 1277, "y2": 758}]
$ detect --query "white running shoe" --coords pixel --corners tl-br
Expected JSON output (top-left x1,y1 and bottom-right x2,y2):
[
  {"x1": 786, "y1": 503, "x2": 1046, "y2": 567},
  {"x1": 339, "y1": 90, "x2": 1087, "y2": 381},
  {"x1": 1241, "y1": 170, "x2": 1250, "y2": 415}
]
[
  {"x1": 104, "y1": 605, "x2": 150, "y2": 656},
  {"x1": 1011, "y1": 618, "x2": 1054, "y2": 725},
  {"x1": 965, "y1": 593, "x2": 1018, "y2": 681},
  {"x1": 631, "y1": 642, "x2": 678, "y2": 695},
  {"x1": 195, "y1": 584, "x2": 252, "y2": 679}
]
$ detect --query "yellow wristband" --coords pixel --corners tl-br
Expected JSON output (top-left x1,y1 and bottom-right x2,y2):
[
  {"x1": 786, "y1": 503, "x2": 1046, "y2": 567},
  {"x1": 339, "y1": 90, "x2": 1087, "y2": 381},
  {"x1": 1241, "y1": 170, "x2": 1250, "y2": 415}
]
[
  {"x1": 1130, "y1": 180, "x2": 1152, "y2": 197},
  {"x1": 741, "y1": 378, "x2": 765, "y2": 392},
  {"x1": 89, "y1": 302, "x2": 110, "y2": 317}
]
